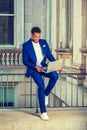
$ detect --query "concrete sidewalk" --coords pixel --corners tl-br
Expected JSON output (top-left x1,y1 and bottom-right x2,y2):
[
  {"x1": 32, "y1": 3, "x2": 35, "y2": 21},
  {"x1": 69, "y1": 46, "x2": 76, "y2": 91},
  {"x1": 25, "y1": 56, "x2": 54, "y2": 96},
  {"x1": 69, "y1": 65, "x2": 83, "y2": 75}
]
[{"x1": 0, "y1": 108, "x2": 87, "y2": 130}]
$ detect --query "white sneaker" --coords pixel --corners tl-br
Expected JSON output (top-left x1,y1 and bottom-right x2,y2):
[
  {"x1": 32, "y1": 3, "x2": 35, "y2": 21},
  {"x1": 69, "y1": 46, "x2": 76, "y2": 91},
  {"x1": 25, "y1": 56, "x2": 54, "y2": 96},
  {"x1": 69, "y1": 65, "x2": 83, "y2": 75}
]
[
  {"x1": 40, "y1": 112, "x2": 49, "y2": 121},
  {"x1": 45, "y1": 96, "x2": 48, "y2": 106}
]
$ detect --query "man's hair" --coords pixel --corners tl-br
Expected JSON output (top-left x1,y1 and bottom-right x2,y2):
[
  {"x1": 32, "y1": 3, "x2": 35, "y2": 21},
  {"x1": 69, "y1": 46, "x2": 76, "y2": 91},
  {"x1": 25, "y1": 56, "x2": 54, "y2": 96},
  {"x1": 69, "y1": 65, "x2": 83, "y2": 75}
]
[{"x1": 31, "y1": 26, "x2": 41, "y2": 34}]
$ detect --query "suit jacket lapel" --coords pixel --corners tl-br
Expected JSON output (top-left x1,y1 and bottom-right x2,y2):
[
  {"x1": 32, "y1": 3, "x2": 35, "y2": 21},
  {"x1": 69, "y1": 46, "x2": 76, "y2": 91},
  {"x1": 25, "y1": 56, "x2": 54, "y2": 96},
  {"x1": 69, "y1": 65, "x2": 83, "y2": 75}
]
[
  {"x1": 29, "y1": 39, "x2": 37, "y2": 63},
  {"x1": 39, "y1": 40, "x2": 45, "y2": 56}
]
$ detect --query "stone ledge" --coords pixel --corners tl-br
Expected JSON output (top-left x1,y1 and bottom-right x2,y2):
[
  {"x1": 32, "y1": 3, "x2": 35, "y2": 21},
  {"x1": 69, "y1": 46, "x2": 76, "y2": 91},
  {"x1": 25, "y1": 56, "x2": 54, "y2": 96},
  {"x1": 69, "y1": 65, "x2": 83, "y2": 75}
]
[
  {"x1": 80, "y1": 48, "x2": 87, "y2": 53},
  {"x1": 55, "y1": 48, "x2": 73, "y2": 53},
  {"x1": 0, "y1": 65, "x2": 26, "y2": 74}
]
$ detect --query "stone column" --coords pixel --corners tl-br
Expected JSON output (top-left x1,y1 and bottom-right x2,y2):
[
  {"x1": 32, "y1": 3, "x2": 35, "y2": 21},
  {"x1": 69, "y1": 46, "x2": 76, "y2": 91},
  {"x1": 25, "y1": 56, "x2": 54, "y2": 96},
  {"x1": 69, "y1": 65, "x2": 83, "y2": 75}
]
[
  {"x1": 72, "y1": 0, "x2": 87, "y2": 68},
  {"x1": 46, "y1": 0, "x2": 51, "y2": 45},
  {"x1": 80, "y1": 0, "x2": 87, "y2": 87},
  {"x1": 15, "y1": 0, "x2": 24, "y2": 48},
  {"x1": 59, "y1": 0, "x2": 67, "y2": 48},
  {"x1": 51, "y1": 0, "x2": 57, "y2": 57},
  {"x1": 73, "y1": 0, "x2": 82, "y2": 64}
]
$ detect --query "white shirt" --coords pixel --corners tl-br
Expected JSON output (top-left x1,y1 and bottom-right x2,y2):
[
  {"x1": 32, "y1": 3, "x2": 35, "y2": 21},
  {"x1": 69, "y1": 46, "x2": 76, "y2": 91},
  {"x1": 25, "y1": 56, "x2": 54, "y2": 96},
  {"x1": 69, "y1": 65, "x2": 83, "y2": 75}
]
[{"x1": 32, "y1": 41, "x2": 44, "y2": 66}]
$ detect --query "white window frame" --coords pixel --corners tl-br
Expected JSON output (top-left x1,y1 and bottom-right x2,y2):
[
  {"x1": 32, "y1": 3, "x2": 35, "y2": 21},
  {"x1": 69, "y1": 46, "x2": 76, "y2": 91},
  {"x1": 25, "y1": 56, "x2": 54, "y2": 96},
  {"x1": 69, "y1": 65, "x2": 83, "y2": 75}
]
[{"x1": 0, "y1": 0, "x2": 24, "y2": 48}]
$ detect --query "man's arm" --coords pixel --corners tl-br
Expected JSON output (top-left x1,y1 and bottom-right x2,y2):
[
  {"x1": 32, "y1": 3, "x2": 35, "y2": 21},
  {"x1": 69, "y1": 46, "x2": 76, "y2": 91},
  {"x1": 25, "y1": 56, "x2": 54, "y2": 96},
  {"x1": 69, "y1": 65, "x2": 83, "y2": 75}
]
[
  {"x1": 22, "y1": 44, "x2": 36, "y2": 69},
  {"x1": 46, "y1": 41, "x2": 56, "y2": 62}
]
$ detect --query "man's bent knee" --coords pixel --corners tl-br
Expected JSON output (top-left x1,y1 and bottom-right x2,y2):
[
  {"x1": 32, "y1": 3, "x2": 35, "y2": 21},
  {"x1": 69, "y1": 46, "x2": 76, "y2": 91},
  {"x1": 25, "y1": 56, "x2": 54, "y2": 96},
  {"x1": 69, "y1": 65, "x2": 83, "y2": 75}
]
[{"x1": 52, "y1": 72, "x2": 59, "y2": 80}]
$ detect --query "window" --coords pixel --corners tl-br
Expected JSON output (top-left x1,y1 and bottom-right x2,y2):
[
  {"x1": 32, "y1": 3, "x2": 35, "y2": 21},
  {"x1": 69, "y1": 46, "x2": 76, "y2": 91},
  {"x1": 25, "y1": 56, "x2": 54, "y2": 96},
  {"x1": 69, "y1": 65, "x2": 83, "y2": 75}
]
[
  {"x1": 0, "y1": 87, "x2": 14, "y2": 107},
  {"x1": 0, "y1": 0, "x2": 14, "y2": 45}
]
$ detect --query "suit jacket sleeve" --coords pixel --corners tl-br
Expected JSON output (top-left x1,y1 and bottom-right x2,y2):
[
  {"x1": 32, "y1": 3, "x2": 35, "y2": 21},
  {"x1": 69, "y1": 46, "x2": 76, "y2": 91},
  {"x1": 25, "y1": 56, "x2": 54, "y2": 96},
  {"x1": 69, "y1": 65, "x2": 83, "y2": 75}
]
[
  {"x1": 46, "y1": 40, "x2": 56, "y2": 62},
  {"x1": 22, "y1": 44, "x2": 36, "y2": 69}
]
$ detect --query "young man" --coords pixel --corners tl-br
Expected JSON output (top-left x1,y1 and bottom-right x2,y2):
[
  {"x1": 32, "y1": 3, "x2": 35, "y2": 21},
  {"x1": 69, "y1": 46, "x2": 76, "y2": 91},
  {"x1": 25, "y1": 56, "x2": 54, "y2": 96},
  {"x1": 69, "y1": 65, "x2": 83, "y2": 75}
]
[{"x1": 22, "y1": 27, "x2": 59, "y2": 120}]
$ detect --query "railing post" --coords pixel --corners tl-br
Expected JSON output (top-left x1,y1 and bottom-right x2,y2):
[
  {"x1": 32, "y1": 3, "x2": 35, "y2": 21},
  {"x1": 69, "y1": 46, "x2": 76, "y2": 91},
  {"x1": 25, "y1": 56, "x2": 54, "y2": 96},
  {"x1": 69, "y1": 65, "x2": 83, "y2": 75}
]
[
  {"x1": 30, "y1": 77, "x2": 32, "y2": 108},
  {"x1": 82, "y1": 74, "x2": 84, "y2": 107},
  {"x1": 35, "y1": 86, "x2": 39, "y2": 113}
]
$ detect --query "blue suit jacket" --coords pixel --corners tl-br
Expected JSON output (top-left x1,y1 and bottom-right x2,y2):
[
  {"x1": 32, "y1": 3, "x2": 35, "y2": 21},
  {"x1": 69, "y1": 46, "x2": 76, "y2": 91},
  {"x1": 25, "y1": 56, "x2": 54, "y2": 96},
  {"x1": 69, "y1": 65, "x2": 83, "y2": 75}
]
[{"x1": 22, "y1": 39, "x2": 56, "y2": 77}]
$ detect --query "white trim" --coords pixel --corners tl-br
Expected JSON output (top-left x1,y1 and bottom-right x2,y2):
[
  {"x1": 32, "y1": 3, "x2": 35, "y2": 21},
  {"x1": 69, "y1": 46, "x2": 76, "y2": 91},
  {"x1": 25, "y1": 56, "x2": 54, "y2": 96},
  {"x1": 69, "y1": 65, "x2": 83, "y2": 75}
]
[
  {"x1": 14, "y1": 0, "x2": 24, "y2": 48},
  {"x1": 21, "y1": 0, "x2": 24, "y2": 46},
  {"x1": 14, "y1": 0, "x2": 17, "y2": 47},
  {"x1": 0, "y1": 45, "x2": 16, "y2": 49},
  {"x1": 0, "y1": 14, "x2": 15, "y2": 16}
]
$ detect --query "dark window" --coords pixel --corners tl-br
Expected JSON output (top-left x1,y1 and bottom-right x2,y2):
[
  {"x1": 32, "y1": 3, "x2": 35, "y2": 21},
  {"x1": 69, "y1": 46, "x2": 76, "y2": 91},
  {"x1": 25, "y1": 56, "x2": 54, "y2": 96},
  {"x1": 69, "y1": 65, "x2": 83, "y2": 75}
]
[
  {"x1": 0, "y1": 16, "x2": 14, "y2": 45},
  {"x1": 0, "y1": 0, "x2": 14, "y2": 45},
  {"x1": 0, "y1": 87, "x2": 14, "y2": 107},
  {"x1": 0, "y1": 0, "x2": 14, "y2": 14}
]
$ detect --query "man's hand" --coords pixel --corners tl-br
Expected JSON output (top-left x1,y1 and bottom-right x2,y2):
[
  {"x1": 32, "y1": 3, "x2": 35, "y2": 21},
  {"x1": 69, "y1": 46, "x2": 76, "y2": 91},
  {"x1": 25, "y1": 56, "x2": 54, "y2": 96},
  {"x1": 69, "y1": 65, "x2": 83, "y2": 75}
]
[
  {"x1": 35, "y1": 66, "x2": 43, "y2": 72},
  {"x1": 57, "y1": 68, "x2": 62, "y2": 73}
]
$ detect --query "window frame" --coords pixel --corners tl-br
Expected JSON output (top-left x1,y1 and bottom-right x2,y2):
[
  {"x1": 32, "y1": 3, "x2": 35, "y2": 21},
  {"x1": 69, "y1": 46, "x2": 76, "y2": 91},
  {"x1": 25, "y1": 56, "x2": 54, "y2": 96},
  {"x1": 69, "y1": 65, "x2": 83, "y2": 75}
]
[{"x1": 0, "y1": 0, "x2": 24, "y2": 48}]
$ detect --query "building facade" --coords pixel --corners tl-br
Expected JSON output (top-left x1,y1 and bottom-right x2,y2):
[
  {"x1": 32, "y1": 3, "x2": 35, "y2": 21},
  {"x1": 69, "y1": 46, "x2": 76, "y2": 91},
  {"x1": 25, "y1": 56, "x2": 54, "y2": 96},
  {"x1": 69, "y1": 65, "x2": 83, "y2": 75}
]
[{"x1": 0, "y1": 0, "x2": 87, "y2": 107}]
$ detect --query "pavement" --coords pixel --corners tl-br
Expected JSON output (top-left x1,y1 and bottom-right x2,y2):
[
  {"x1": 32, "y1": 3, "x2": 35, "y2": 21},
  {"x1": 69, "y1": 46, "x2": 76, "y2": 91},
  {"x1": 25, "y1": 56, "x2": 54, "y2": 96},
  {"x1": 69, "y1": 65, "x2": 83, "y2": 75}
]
[{"x1": 0, "y1": 107, "x2": 87, "y2": 130}]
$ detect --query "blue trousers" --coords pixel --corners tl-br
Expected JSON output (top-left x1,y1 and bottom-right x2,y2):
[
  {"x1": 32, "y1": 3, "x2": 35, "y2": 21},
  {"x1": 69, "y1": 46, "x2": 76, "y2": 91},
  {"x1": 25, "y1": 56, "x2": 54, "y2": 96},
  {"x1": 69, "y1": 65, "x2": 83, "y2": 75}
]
[{"x1": 31, "y1": 71, "x2": 59, "y2": 113}]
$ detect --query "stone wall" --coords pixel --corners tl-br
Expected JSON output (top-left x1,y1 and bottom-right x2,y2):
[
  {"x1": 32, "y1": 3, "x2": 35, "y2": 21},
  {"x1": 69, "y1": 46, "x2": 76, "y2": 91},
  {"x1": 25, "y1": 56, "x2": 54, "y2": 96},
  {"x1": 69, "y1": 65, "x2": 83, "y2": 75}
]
[{"x1": 24, "y1": 0, "x2": 47, "y2": 41}]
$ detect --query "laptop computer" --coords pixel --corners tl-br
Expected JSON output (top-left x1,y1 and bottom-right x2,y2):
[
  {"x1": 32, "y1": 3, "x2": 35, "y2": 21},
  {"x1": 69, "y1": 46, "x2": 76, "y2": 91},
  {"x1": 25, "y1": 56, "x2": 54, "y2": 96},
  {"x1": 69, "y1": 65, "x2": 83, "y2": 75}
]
[{"x1": 42, "y1": 59, "x2": 64, "y2": 73}]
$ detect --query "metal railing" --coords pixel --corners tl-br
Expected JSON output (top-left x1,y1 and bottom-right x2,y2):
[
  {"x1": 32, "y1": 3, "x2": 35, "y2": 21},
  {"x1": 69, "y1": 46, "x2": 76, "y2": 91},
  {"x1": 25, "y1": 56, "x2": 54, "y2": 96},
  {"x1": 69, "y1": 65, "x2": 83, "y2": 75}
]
[
  {"x1": 53, "y1": 73, "x2": 87, "y2": 107},
  {"x1": 0, "y1": 73, "x2": 87, "y2": 111}
]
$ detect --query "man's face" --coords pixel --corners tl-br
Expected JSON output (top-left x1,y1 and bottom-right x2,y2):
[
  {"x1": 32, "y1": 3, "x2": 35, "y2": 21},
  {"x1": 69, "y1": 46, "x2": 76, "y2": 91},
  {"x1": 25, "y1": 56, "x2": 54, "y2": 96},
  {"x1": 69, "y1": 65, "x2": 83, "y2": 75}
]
[{"x1": 31, "y1": 32, "x2": 41, "y2": 43}]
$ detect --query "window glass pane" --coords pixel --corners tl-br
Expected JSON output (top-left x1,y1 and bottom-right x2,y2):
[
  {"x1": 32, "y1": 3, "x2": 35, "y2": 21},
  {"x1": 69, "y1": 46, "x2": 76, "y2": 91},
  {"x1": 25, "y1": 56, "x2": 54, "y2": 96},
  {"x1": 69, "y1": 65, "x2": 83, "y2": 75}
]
[
  {"x1": 0, "y1": 16, "x2": 14, "y2": 45},
  {"x1": 0, "y1": 0, "x2": 14, "y2": 14},
  {"x1": 0, "y1": 87, "x2": 14, "y2": 107},
  {"x1": 4, "y1": 87, "x2": 14, "y2": 106}
]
